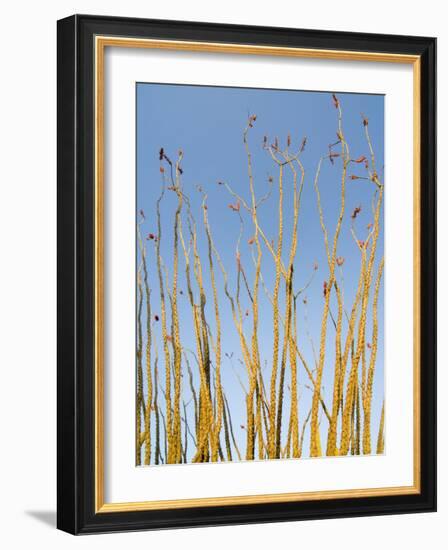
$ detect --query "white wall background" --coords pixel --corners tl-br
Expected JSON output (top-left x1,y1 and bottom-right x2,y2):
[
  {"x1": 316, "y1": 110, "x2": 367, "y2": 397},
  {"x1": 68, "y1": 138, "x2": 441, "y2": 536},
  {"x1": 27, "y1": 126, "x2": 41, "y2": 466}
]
[{"x1": 0, "y1": 1, "x2": 443, "y2": 548}]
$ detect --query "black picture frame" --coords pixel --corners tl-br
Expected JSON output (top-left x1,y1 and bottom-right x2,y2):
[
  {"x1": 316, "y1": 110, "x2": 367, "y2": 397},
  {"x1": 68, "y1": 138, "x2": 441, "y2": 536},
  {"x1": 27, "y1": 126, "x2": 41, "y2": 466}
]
[{"x1": 57, "y1": 14, "x2": 436, "y2": 534}]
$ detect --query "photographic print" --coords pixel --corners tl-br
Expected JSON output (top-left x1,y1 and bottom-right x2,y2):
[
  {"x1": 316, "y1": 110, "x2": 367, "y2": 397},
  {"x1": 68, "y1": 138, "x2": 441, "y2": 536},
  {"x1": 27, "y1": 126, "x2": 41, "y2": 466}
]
[
  {"x1": 135, "y1": 84, "x2": 384, "y2": 466},
  {"x1": 58, "y1": 16, "x2": 435, "y2": 533}
]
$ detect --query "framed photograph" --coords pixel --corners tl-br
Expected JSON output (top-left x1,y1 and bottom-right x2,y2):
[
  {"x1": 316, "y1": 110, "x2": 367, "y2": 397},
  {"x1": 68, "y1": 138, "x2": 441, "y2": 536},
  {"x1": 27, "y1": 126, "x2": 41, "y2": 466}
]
[{"x1": 57, "y1": 15, "x2": 436, "y2": 534}]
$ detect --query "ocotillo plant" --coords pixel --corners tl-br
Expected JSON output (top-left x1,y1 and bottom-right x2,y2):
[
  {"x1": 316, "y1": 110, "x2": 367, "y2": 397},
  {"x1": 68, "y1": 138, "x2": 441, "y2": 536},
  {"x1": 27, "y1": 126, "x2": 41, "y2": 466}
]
[{"x1": 136, "y1": 93, "x2": 384, "y2": 465}]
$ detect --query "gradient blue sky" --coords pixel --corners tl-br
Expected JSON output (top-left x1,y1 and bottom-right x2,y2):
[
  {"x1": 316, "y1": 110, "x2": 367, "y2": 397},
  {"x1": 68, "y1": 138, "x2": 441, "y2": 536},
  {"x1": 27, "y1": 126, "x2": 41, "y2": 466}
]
[{"x1": 136, "y1": 82, "x2": 384, "y2": 462}]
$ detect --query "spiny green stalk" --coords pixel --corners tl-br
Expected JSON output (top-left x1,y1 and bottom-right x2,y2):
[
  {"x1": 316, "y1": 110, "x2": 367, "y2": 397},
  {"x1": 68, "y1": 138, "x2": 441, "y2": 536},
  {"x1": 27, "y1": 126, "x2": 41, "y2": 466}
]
[
  {"x1": 136, "y1": 266, "x2": 144, "y2": 465},
  {"x1": 137, "y1": 220, "x2": 153, "y2": 465},
  {"x1": 325, "y1": 281, "x2": 343, "y2": 456},
  {"x1": 290, "y1": 283, "x2": 300, "y2": 457},
  {"x1": 182, "y1": 401, "x2": 189, "y2": 462},
  {"x1": 203, "y1": 198, "x2": 224, "y2": 462},
  {"x1": 268, "y1": 164, "x2": 284, "y2": 458},
  {"x1": 208, "y1": 212, "x2": 253, "y2": 429},
  {"x1": 376, "y1": 400, "x2": 385, "y2": 454},
  {"x1": 276, "y1": 265, "x2": 293, "y2": 457},
  {"x1": 327, "y1": 248, "x2": 367, "y2": 455},
  {"x1": 362, "y1": 257, "x2": 384, "y2": 454},
  {"x1": 224, "y1": 394, "x2": 242, "y2": 460},
  {"x1": 279, "y1": 155, "x2": 304, "y2": 458},
  {"x1": 222, "y1": 390, "x2": 233, "y2": 461},
  {"x1": 154, "y1": 359, "x2": 161, "y2": 464},
  {"x1": 244, "y1": 119, "x2": 262, "y2": 460},
  {"x1": 255, "y1": 380, "x2": 266, "y2": 458},
  {"x1": 299, "y1": 409, "x2": 311, "y2": 457},
  {"x1": 155, "y1": 184, "x2": 174, "y2": 462},
  {"x1": 159, "y1": 406, "x2": 167, "y2": 464},
  {"x1": 355, "y1": 379, "x2": 361, "y2": 454},
  {"x1": 191, "y1": 222, "x2": 213, "y2": 462},
  {"x1": 340, "y1": 186, "x2": 383, "y2": 455},
  {"x1": 171, "y1": 154, "x2": 184, "y2": 464},
  {"x1": 179, "y1": 220, "x2": 206, "y2": 457},
  {"x1": 185, "y1": 354, "x2": 199, "y2": 435},
  {"x1": 311, "y1": 99, "x2": 348, "y2": 457},
  {"x1": 177, "y1": 194, "x2": 212, "y2": 463}
]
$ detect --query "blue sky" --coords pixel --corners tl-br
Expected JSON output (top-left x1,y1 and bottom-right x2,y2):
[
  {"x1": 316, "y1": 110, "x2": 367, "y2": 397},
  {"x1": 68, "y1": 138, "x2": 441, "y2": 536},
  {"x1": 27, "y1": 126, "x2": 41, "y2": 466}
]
[{"x1": 136, "y1": 82, "x2": 384, "y2": 463}]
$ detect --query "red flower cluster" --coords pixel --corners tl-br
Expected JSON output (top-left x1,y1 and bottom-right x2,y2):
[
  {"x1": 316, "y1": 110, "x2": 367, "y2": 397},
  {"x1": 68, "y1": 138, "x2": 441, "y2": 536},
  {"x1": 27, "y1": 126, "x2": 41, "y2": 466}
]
[
  {"x1": 159, "y1": 148, "x2": 172, "y2": 166},
  {"x1": 353, "y1": 155, "x2": 366, "y2": 164},
  {"x1": 351, "y1": 205, "x2": 362, "y2": 220},
  {"x1": 329, "y1": 152, "x2": 340, "y2": 165}
]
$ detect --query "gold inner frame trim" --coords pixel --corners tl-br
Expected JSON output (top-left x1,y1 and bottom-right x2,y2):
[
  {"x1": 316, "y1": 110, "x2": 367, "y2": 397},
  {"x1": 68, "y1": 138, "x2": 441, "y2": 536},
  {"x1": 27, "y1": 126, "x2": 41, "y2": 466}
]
[{"x1": 94, "y1": 35, "x2": 421, "y2": 513}]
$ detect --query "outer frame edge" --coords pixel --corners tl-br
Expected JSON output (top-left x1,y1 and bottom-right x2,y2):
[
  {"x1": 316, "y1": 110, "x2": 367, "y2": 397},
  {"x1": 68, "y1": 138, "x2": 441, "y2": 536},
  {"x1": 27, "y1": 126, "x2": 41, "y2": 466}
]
[
  {"x1": 57, "y1": 14, "x2": 79, "y2": 535},
  {"x1": 56, "y1": 15, "x2": 437, "y2": 535}
]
